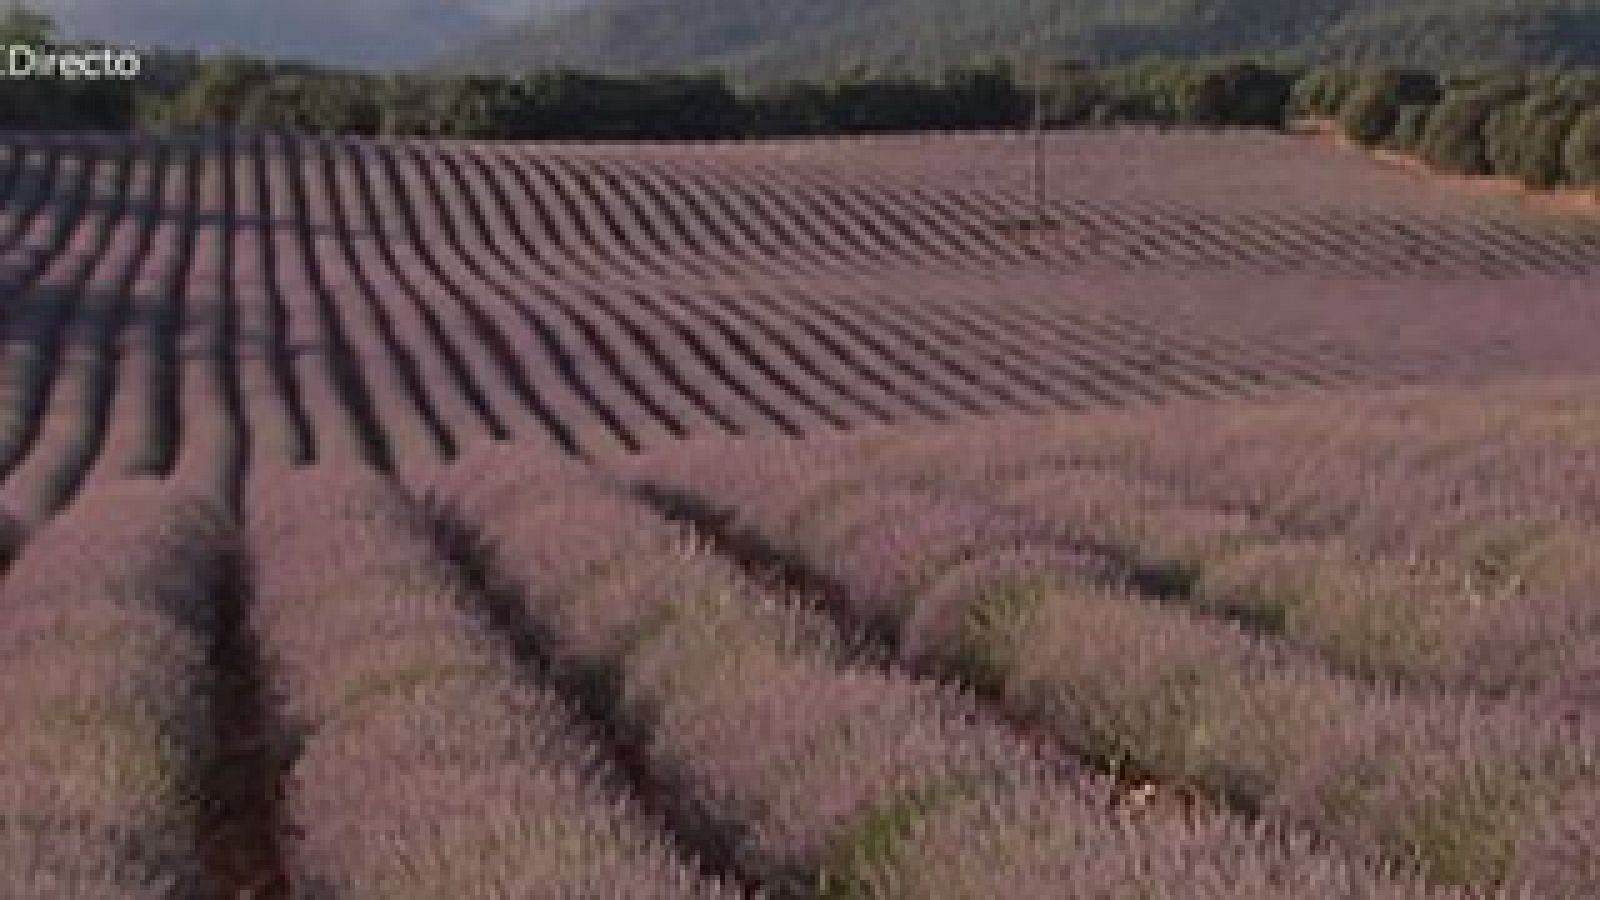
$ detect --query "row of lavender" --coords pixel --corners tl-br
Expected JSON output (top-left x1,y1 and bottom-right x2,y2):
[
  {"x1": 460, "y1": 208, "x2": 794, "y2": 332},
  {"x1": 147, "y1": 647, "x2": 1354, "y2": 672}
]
[
  {"x1": 0, "y1": 459, "x2": 1431, "y2": 896},
  {"x1": 463, "y1": 133, "x2": 1600, "y2": 280},
  {"x1": 0, "y1": 131, "x2": 1374, "y2": 519},
  {"x1": 0, "y1": 136, "x2": 235, "y2": 519},
  {"x1": 246, "y1": 468, "x2": 717, "y2": 896},
  {"x1": 418, "y1": 445, "x2": 1424, "y2": 895},
  {"x1": 216, "y1": 133, "x2": 1371, "y2": 422},
  {"x1": 837, "y1": 379, "x2": 1600, "y2": 701},
  {"x1": 0, "y1": 474, "x2": 719, "y2": 896},
  {"x1": 0, "y1": 484, "x2": 232, "y2": 896},
  {"x1": 631, "y1": 381, "x2": 1600, "y2": 893}
]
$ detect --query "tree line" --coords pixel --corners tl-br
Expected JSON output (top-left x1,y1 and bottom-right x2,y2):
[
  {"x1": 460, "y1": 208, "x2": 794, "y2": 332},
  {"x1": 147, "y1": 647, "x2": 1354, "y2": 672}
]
[
  {"x1": 1043, "y1": 59, "x2": 1600, "y2": 189},
  {"x1": 0, "y1": 8, "x2": 1032, "y2": 139},
  {"x1": 1297, "y1": 66, "x2": 1600, "y2": 189},
  {"x1": 0, "y1": 14, "x2": 1294, "y2": 140},
  {"x1": 2, "y1": 5, "x2": 1600, "y2": 191},
  {"x1": 141, "y1": 55, "x2": 1300, "y2": 138},
  {"x1": 144, "y1": 59, "x2": 1031, "y2": 139}
]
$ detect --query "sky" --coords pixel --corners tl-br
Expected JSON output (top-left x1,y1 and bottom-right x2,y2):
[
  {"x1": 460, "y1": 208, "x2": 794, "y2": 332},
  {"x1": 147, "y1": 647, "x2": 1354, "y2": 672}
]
[{"x1": 17, "y1": 0, "x2": 574, "y2": 68}]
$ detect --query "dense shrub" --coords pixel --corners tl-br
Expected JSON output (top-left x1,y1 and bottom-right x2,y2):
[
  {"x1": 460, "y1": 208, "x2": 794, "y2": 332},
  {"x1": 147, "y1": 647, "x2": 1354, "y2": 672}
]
[
  {"x1": 1386, "y1": 103, "x2": 1434, "y2": 153},
  {"x1": 236, "y1": 74, "x2": 383, "y2": 135},
  {"x1": 1306, "y1": 62, "x2": 1600, "y2": 190},
  {"x1": 136, "y1": 55, "x2": 1315, "y2": 139},
  {"x1": 1289, "y1": 66, "x2": 1360, "y2": 117},
  {"x1": 1037, "y1": 58, "x2": 1300, "y2": 130},
  {"x1": 1336, "y1": 68, "x2": 1440, "y2": 146},
  {"x1": 1040, "y1": 68, "x2": 1107, "y2": 126},
  {"x1": 743, "y1": 81, "x2": 837, "y2": 134},
  {"x1": 1176, "y1": 60, "x2": 1297, "y2": 130},
  {"x1": 1521, "y1": 107, "x2": 1586, "y2": 186},
  {"x1": 1104, "y1": 60, "x2": 1192, "y2": 122},
  {"x1": 494, "y1": 70, "x2": 746, "y2": 139},
  {"x1": 150, "y1": 56, "x2": 277, "y2": 130},
  {"x1": 1564, "y1": 107, "x2": 1600, "y2": 185},
  {"x1": 1484, "y1": 87, "x2": 1585, "y2": 185},
  {"x1": 145, "y1": 59, "x2": 1025, "y2": 139},
  {"x1": 376, "y1": 75, "x2": 501, "y2": 137},
  {"x1": 794, "y1": 63, "x2": 1026, "y2": 135},
  {"x1": 1418, "y1": 79, "x2": 1528, "y2": 174}
]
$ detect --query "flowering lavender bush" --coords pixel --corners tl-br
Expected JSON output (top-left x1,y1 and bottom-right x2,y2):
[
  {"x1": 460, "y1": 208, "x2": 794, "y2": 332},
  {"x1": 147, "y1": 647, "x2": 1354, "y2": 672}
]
[
  {"x1": 248, "y1": 467, "x2": 720, "y2": 897},
  {"x1": 637, "y1": 430, "x2": 1600, "y2": 891},
  {"x1": 853, "y1": 774, "x2": 1436, "y2": 899},
  {"x1": 429, "y1": 444, "x2": 1413, "y2": 895},
  {"x1": 0, "y1": 482, "x2": 234, "y2": 897}
]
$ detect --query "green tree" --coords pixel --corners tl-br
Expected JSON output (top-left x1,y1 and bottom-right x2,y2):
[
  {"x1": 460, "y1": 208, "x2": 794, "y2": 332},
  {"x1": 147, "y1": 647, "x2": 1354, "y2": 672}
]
[
  {"x1": 1485, "y1": 86, "x2": 1586, "y2": 186},
  {"x1": 1290, "y1": 66, "x2": 1359, "y2": 118},
  {"x1": 1176, "y1": 60, "x2": 1295, "y2": 130},
  {"x1": 1337, "y1": 67, "x2": 1439, "y2": 146},
  {"x1": 157, "y1": 56, "x2": 275, "y2": 128},
  {"x1": 237, "y1": 74, "x2": 381, "y2": 135},
  {"x1": 1419, "y1": 79, "x2": 1527, "y2": 175},
  {"x1": 1042, "y1": 68, "x2": 1107, "y2": 127},
  {"x1": 942, "y1": 61, "x2": 1026, "y2": 129},
  {"x1": 1563, "y1": 107, "x2": 1600, "y2": 186},
  {"x1": 1387, "y1": 103, "x2": 1434, "y2": 154},
  {"x1": 745, "y1": 80, "x2": 833, "y2": 135}
]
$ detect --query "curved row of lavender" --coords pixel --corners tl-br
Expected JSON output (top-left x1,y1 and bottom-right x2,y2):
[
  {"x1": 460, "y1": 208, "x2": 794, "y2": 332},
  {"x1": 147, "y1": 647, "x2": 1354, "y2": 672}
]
[
  {"x1": 0, "y1": 453, "x2": 1442, "y2": 897},
  {"x1": 630, "y1": 379, "x2": 1600, "y2": 894},
  {"x1": 246, "y1": 467, "x2": 722, "y2": 896},
  {"x1": 791, "y1": 378, "x2": 1600, "y2": 702},
  {"x1": 0, "y1": 483, "x2": 233, "y2": 896},
  {"x1": 421, "y1": 443, "x2": 1427, "y2": 896},
  {"x1": 0, "y1": 129, "x2": 1598, "y2": 511}
]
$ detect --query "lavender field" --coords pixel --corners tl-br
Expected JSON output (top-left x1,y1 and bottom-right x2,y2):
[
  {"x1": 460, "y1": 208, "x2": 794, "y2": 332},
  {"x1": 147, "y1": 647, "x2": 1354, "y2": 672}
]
[{"x1": 4, "y1": 127, "x2": 1600, "y2": 896}]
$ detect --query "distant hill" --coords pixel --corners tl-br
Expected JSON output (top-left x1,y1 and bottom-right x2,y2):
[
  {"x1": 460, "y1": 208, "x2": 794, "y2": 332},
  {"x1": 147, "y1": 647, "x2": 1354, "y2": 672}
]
[
  {"x1": 27, "y1": 0, "x2": 578, "y2": 70},
  {"x1": 450, "y1": 0, "x2": 1600, "y2": 80}
]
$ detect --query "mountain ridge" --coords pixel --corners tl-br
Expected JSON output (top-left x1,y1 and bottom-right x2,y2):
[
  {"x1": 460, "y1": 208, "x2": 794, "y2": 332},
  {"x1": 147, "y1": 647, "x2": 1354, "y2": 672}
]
[{"x1": 449, "y1": 0, "x2": 1600, "y2": 80}]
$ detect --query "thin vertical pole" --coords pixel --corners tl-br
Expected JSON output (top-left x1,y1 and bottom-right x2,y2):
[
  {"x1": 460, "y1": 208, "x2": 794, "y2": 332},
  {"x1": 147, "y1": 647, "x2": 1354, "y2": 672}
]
[{"x1": 1033, "y1": 68, "x2": 1045, "y2": 228}]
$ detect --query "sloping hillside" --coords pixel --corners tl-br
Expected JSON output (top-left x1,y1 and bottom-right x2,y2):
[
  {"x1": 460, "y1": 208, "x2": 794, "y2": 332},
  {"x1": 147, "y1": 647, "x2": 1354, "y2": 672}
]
[{"x1": 453, "y1": 0, "x2": 1600, "y2": 79}]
